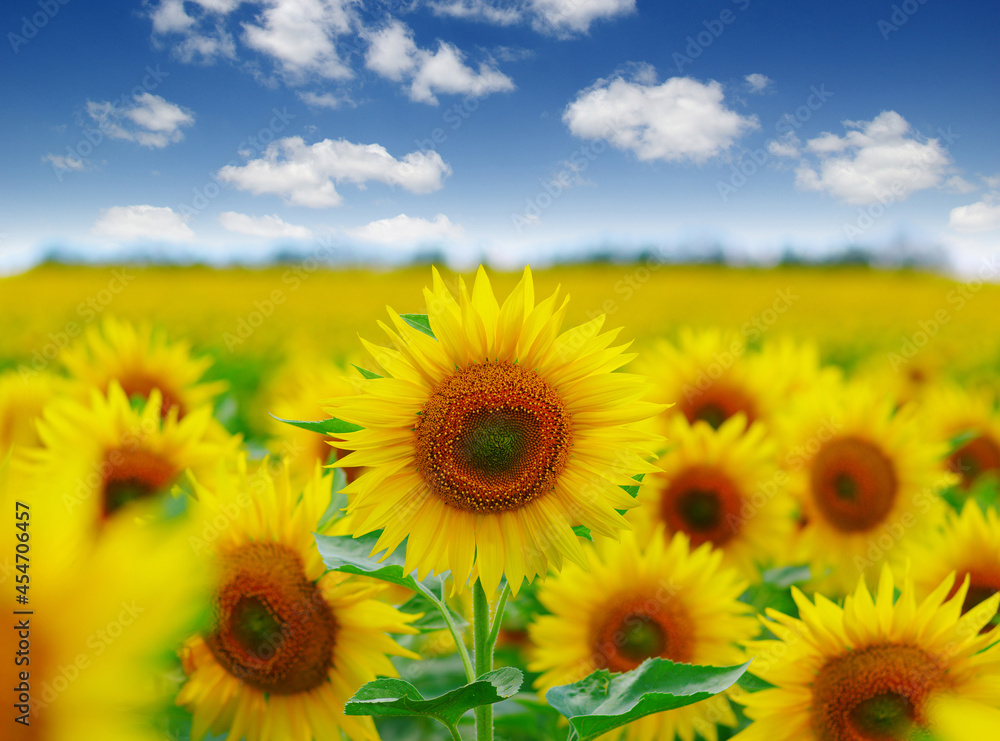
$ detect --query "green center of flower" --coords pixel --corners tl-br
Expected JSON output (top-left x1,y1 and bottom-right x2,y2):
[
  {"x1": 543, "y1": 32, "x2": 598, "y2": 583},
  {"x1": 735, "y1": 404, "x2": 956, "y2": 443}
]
[
  {"x1": 677, "y1": 489, "x2": 722, "y2": 531},
  {"x1": 693, "y1": 403, "x2": 728, "y2": 430},
  {"x1": 232, "y1": 597, "x2": 284, "y2": 656},
  {"x1": 618, "y1": 615, "x2": 667, "y2": 664},
  {"x1": 457, "y1": 410, "x2": 534, "y2": 475},
  {"x1": 834, "y1": 473, "x2": 858, "y2": 500},
  {"x1": 848, "y1": 693, "x2": 915, "y2": 739}
]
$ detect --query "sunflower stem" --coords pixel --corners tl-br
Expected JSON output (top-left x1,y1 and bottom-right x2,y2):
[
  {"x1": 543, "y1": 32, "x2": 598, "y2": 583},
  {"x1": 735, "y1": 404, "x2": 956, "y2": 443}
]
[
  {"x1": 436, "y1": 593, "x2": 475, "y2": 685},
  {"x1": 473, "y1": 579, "x2": 494, "y2": 741},
  {"x1": 485, "y1": 582, "x2": 511, "y2": 650},
  {"x1": 445, "y1": 722, "x2": 463, "y2": 741}
]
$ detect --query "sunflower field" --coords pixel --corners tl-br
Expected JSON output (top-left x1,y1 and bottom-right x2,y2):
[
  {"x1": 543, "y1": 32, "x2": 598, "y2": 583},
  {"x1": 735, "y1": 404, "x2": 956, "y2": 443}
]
[{"x1": 3, "y1": 260, "x2": 1000, "y2": 741}]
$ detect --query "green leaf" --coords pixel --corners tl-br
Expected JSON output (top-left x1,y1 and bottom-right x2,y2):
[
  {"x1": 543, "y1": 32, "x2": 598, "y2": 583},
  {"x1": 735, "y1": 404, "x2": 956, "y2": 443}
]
[
  {"x1": 315, "y1": 532, "x2": 439, "y2": 598},
  {"x1": 401, "y1": 313, "x2": 436, "y2": 339},
  {"x1": 572, "y1": 525, "x2": 594, "y2": 541},
  {"x1": 399, "y1": 591, "x2": 469, "y2": 633},
  {"x1": 352, "y1": 364, "x2": 383, "y2": 380},
  {"x1": 620, "y1": 472, "x2": 645, "y2": 500},
  {"x1": 316, "y1": 468, "x2": 349, "y2": 531},
  {"x1": 546, "y1": 658, "x2": 749, "y2": 741},
  {"x1": 269, "y1": 414, "x2": 363, "y2": 434},
  {"x1": 345, "y1": 667, "x2": 523, "y2": 728},
  {"x1": 761, "y1": 565, "x2": 811, "y2": 589}
]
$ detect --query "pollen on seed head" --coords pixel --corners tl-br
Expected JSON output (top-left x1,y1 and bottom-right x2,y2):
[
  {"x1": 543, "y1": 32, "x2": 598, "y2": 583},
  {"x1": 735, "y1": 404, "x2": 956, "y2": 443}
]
[
  {"x1": 206, "y1": 542, "x2": 338, "y2": 695},
  {"x1": 810, "y1": 436, "x2": 898, "y2": 533},
  {"x1": 414, "y1": 361, "x2": 574, "y2": 514}
]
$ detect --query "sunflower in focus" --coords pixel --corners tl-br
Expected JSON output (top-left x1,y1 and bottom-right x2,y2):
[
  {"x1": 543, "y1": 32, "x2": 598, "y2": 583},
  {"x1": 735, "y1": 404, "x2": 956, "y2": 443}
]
[
  {"x1": 0, "y1": 368, "x2": 66, "y2": 453},
  {"x1": 736, "y1": 565, "x2": 1000, "y2": 740},
  {"x1": 779, "y1": 379, "x2": 952, "y2": 594},
  {"x1": 178, "y1": 460, "x2": 419, "y2": 741},
  {"x1": 262, "y1": 353, "x2": 366, "y2": 485},
  {"x1": 331, "y1": 266, "x2": 662, "y2": 595},
  {"x1": 0, "y1": 456, "x2": 205, "y2": 741},
  {"x1": 22, "y1": 381, "x2": 238, "y2": 546},
  {"x1": 631, "y1": 414, "x2": 794, "y2": 579},
  {"x1": 920, "y1": 383, "x2": 1000, "y2": 491},
  {"x1": 61, "y1": 316, "x2": 226, "y2": 418},
  {"x1": 636, "y1": 328, "x2": 778, "y2": 431},
  {"x1": 908, "y1": 500, "x2": 1000, "y2": 632},
  {"x1": 528, "y1": 529, "x2": 756, "y2": 741}
]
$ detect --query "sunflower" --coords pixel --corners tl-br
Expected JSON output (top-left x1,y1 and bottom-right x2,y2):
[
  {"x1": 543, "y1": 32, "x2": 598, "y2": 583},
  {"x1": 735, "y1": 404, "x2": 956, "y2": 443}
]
[
  {"x1": 21, "y1": 380, "x2": 238, "y2": 546},
  {"x1": 262, "y1": 353, "x2": 367, "y2": 485},
  {"x1": 330, "y1": 266, "x2": 662, "y2": 596},
  {"x1": 0, "y1": 368, "x2": 66, "y2": 453},
  {"x1": 0, "y1": 455, "x2": 205, "y2": 741},
  {"x1": 735, "y1": 564, "x2": 1000, "y2": 740},
  {"x1": 528, "y1": 529, "x2": 757, "y2": 741},
  {"x1": 631, "y1": 414, "x2": 794, "y2": 579},
  {"x1": 636, "y1": 328, "x2": 779, "y2": 432},
  {"x1": 779, "y1": 379, "x2": 953, "y2": 595},
  {"x1": 61, "y1": 315, "x2": 226, "y2": 418},
  {"x1": 920, "y1": 383, "x2": 1000, "y2": 491},
  {"x1": 908, "y1": 500, "x2": 1000, "y2": 632},
  {"x1": 177, "y1": 460, "x2": 419, "y2": 741}
]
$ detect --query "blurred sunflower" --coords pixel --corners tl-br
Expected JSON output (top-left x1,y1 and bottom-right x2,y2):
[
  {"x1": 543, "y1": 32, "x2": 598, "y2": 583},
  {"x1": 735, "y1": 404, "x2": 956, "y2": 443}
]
[
  {"x1": 528, "y1": 529, "x2": 756, "y2": 741},
  {"x1": 631, "y1": 414, "x2": 794, "y2": 579},
  {"x1": 262, "y1": 354, "x2": 366, "y2": 485},
  {"x1": 331, "y1": 266, "x2": 661, "y2": 596},
  {"x1": 22, "y1": 381, "x2": 237, "y2": 544},
  {"x1": 908, "y1": 500, "x2": 1000, "y2": 632},
  {"x1": 177, "y1": 460, "x2": 419, "y2": 741},
  {"x1": 636, "y1": 328, "x2": 777, "y2": 432},
  {"x1": 61, "y1": 316, "x2": 226, "y2": 418},
  {"x1": 0, "y1": 368, "x2": 66, "y2": 453},
  {"x1": 0, "y1": 456, "x2": 205, "y2": 741},
  {"x1": 779, "y1": 380, "x2": 953, "y2": 594},
  {"x1": 921, "y1": 383, "x2": 1000, "y2": 491},
  {"x1": 736, "y1": 565, "x2": 1000, "y2": 740}
]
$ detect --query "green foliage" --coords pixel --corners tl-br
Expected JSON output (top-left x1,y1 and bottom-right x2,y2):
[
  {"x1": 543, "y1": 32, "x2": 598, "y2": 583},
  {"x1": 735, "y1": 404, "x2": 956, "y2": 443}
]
[
  {"x1": 345, "y1": 668, "x2": 523, "y2": 734},
  {"x1": 401, "y1": 313, "x2": 436, "y2": 338},
  {"x1": 546, "y1": 659, "x2": 750, "y2": 741},
  {"x1": 270, "y1": 413, "x2": 363, "y2": 434}
]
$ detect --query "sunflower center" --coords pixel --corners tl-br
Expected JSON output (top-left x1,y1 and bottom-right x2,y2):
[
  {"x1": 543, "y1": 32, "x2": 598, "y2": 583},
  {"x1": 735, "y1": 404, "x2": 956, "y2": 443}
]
[
  {"x1": 812, "y1": 644, "x2": 944, "y2": 740},
  {"x1": 810, "y1": 437, "x2": 898, "y2": 533},
  {"x1": 118, "y1": 374, "x2": 184, "y2": 419},
  {"x1": 660, "y1": 466, "x2": 742, "y2": 547},
  {"x1": 102, "y1": 448, "x2": 178, "y2": 518},
  {"x1": 681, "y1": 385, "x2": 757, "y2": 430},
  {"x1": 948, "y1": 433, "x2": 1000, "y2": 489},
  {"x1": 415, "y1": 361, "x2": 573, "y2": 513},
  {"x1": 593, "y1": 597, "x2": 694, "y2": 673},
  {"x1": 206, "y1": 542, "x2": 337, "y2": 695}
]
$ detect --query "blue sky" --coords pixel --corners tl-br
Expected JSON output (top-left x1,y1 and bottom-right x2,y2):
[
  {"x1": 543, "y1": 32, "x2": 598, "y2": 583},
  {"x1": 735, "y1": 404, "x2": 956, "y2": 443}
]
[{"x1": 1, "y1": 0, "x2": 998, "y2": 273}]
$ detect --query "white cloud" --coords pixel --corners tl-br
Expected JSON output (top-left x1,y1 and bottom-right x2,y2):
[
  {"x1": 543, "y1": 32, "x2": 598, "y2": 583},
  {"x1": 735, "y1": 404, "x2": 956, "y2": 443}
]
[
  {"x1": 365, "y1": 20, "x2": 514, "y2": 104},
  {"x1": 86, "y1": 93, "x2": 195, "y2": 148},
  {"x1": 563, "y1": 75, "x2": 758, "y2": 163},
  {"x1": 430, "y1": 1, "x2": 522, "y2": 25},
  {"x1": 216, "y1": 136, "x2": 452, "y2": 207},
  {"x1": 297, "y1": 90, "x2": 354, "y2": 109},
  {"x1": 949, "y1": 193, "x2": 1000, "y2": 233},
  {"x1": 92, "y1": 205, "x2": 195, "y2": 241},
  {"x1": 982, "y1": 174, "x2": 1000, "y2": 188},
  {"x1": 218, "y1": 211, "x2": 314, "y2": 238},
  {"x1": 348, "y1": 213, "x2": 464, "y2": 245},
  {"x1": 944, "y1": 175, "x2": 977, "y2": 194},
  {"x1": 767, "y1": 135, "x2": 800, "y2": 158},
  {"x1": 794, "y1": 111, "x2": 955, "y2": 206},
  {"x1": 744, "y1": 73, "x2": 772, "y2": 93},
  {"x1": 242, "y1": 0, "x2": 354, "y2": 81},
  {"x1": 42, "y1": 153, "x2": 88, "y2": 172},
  {"x1": 530, "y1": 0, "x2": 635, "y2": 36},
  {"x1": 151, "y1": 0, "x2": 196, "y2": 33}
]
